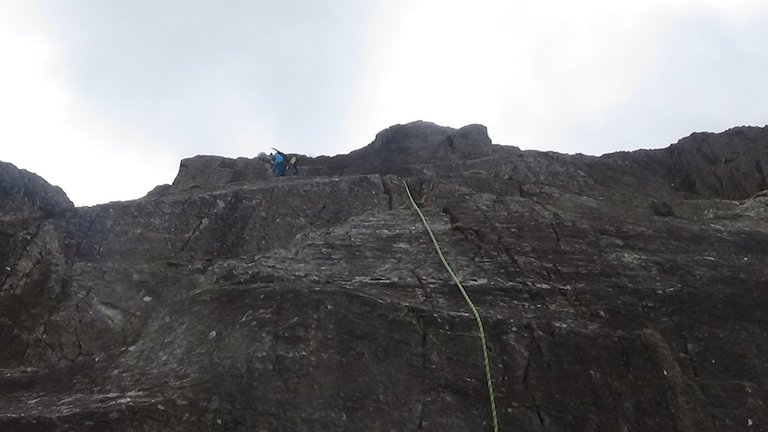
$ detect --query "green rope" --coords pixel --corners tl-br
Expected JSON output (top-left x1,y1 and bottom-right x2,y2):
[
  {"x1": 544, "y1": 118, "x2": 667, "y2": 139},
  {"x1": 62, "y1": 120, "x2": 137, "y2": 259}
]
[{"x1": 403, "y1": 180, "x2": 499, "y2": 432}]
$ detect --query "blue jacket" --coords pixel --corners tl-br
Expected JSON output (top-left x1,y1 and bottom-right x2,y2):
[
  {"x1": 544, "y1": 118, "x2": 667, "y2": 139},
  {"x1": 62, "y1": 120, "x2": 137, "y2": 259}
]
[{"x1": 272, "y1": 153, "x2": 286, "y2": 176}]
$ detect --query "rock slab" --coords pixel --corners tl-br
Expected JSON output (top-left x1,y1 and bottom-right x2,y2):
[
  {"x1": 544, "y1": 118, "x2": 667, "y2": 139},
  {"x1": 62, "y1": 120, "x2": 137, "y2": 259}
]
[{"x1": 1, "y1": 122, "x2": 767, "y2": 431}]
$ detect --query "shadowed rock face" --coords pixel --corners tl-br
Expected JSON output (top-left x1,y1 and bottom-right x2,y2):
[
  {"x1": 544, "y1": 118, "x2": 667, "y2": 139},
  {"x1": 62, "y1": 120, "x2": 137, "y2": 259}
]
[
  {"x1": 606, "y1": 126, "x2": 768, "y2": 200},
  {"x1": 1, "y1": 121, "x2": 767, "y2": 431}
]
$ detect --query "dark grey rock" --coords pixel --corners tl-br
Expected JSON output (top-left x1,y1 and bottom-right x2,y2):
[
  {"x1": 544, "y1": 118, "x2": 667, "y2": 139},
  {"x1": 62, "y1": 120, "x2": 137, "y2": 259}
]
[
  {"x1": 650, "y1": 199, "x2": 675, "y2": 217},
  {"x1": 1, "y1": 122, "x2": 768, "y2": 431},
  {"x1": 172, "y1": 155, "x2": 270, "y2": 190},
  {"x1": 606, "y1": 126, "x2": 768, "y2": 199},
  {"x1": 0, "y1": 161, "x2": 73, "y2": 218}
]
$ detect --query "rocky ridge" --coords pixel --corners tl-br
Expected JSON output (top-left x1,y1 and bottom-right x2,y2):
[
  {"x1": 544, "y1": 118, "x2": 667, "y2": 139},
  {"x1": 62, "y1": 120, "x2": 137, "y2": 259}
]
[{"x1": 1, "y1": 121, "x2": 767, "y2": 431}]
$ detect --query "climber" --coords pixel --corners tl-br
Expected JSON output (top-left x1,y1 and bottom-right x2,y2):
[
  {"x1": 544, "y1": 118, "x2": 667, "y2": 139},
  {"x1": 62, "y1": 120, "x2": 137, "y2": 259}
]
[
  {"x1": 270, "y1": 152, "x2": 286, "y2": 176},
  {"x1": 256, "y1": 149, "x2": 298, "y2": 177},
  {"x1": 271, "y1": 148, "x2": 299, "y2": 176},
  {"x1": 285, "y1": 155, "x2": 299, "y2": 175}
]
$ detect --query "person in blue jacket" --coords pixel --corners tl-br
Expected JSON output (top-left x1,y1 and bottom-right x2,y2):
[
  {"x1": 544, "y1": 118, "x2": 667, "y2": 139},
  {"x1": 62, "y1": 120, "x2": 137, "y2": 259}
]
[{"x1": 270, "y1": 152, "x2": 286, "y2": 176}]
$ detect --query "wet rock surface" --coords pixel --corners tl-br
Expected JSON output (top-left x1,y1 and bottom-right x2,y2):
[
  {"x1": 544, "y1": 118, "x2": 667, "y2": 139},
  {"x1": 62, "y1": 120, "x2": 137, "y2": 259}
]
[{"x1": 1, "y1": 121, "x2": 767, "y2": 431}]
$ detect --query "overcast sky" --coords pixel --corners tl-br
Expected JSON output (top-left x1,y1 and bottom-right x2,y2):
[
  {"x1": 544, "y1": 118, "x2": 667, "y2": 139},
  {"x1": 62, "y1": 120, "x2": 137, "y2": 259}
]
[{"x1": 2, "y1": 0, "x2": 767, "y2": 206}]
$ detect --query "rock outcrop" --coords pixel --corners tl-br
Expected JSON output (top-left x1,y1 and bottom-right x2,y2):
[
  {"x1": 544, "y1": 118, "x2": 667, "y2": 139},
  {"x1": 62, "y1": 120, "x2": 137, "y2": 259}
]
[{"x1": 1, "y1": 121, "x2": 767, "y2": 431}]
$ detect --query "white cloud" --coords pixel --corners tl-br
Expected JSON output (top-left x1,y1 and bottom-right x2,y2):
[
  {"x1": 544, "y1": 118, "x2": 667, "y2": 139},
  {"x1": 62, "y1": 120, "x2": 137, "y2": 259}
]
[
  {"x1": 347, "y1": 0, "x2": 768, "y2": 154},
  {"x1": 1, "y1": 0, "x2": 767, "y2": 204},
  {"x1": 0, "y1": 4, "x2": 178, "y2": 206}
]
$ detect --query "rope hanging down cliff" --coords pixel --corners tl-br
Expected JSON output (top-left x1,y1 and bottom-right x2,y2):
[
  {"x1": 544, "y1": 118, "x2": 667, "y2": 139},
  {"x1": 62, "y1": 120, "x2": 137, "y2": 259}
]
[{"x1": 403, "y1": 180, "x2": 499, "y2": 432}]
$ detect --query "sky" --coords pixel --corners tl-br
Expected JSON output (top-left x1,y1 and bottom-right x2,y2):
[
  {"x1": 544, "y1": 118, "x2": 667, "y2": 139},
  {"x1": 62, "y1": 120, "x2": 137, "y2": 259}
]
[{"x1": 1, "y1": 0, "x2": 767, "y2": 206}]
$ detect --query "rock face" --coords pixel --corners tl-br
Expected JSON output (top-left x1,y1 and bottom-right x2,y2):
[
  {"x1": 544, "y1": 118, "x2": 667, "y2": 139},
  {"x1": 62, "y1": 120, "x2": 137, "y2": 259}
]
[
  {"x1": 1, "y1": 121, "x2": 768, "y2": 431},
  {"x1": 606, "y1": 127, "x2": 768, "y2": 200}
]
